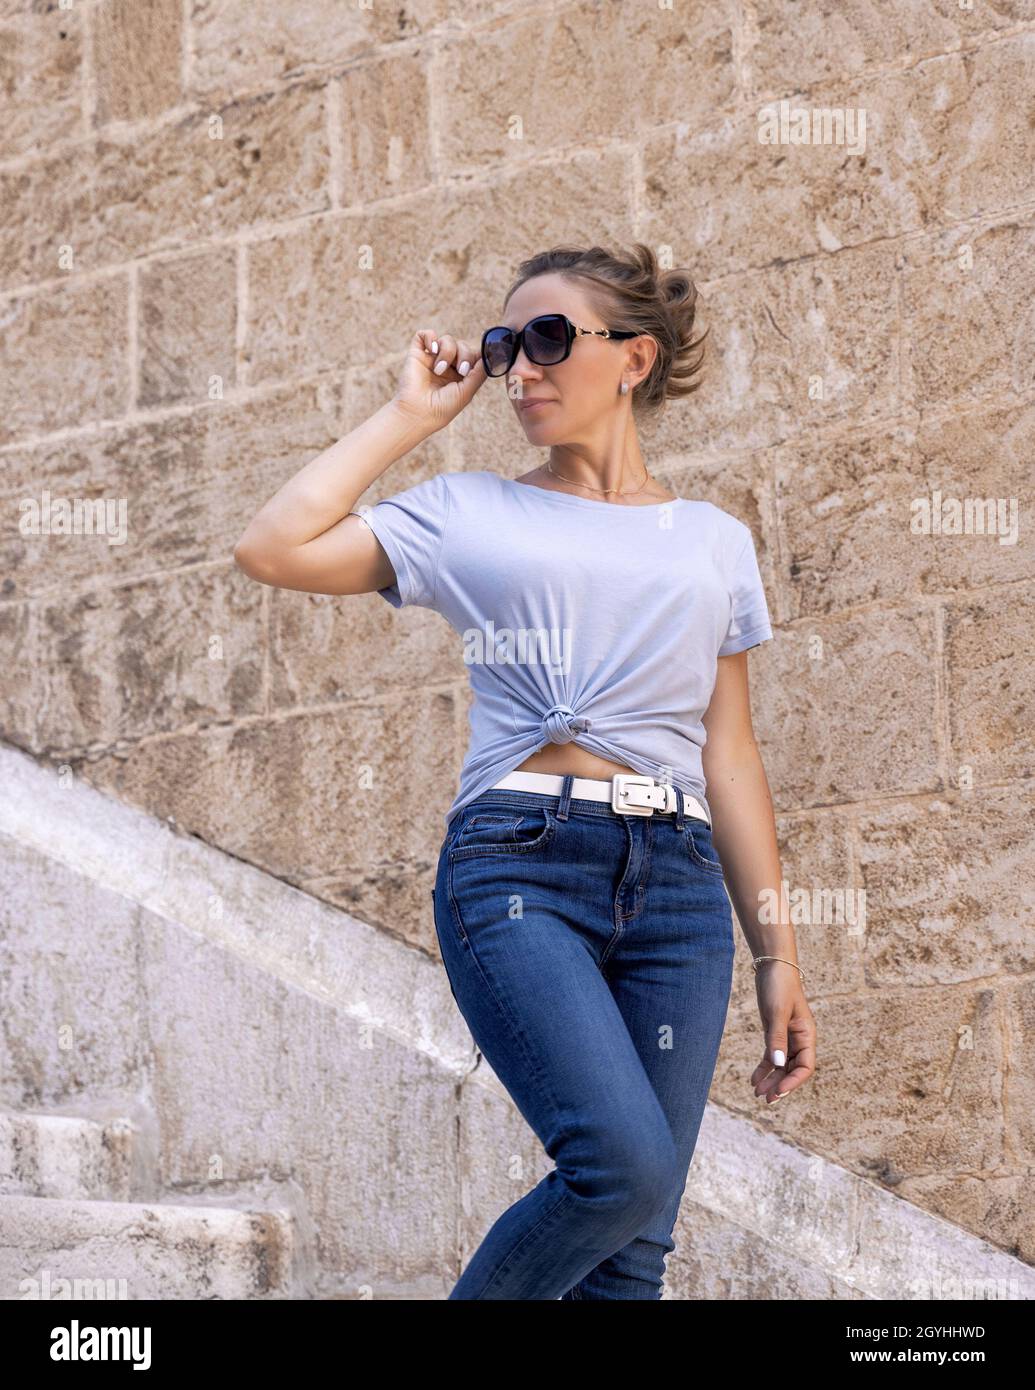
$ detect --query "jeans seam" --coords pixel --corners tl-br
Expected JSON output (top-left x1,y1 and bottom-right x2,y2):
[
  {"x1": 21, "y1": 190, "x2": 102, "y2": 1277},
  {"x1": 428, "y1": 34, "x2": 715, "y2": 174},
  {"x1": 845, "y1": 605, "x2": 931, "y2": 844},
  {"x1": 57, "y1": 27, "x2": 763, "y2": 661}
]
[
  {"x1": 443, "y1": 867, "x2": 579, "y2": 1297},
  {"x1": 445, "y1": 856, "x2": 567, "y2": 1140}
]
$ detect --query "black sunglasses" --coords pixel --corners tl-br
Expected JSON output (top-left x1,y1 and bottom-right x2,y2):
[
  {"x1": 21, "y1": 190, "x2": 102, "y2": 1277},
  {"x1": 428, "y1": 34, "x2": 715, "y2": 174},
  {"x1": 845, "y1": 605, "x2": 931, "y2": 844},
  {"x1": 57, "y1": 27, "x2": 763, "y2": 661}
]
[{"x1": 480, "y1": 313, "x2": 640, "y2": 378}]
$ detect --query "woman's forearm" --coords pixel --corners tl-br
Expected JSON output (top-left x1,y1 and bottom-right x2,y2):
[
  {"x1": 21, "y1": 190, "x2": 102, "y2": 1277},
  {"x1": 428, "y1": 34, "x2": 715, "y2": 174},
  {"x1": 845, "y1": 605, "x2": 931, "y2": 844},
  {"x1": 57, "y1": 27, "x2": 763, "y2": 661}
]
[
  {"x1": 234, "y1": 399, "x2": 434, "y2": 561},
  {"x1": 705, "y1": 746, "x2": 800, "y2": 968}
]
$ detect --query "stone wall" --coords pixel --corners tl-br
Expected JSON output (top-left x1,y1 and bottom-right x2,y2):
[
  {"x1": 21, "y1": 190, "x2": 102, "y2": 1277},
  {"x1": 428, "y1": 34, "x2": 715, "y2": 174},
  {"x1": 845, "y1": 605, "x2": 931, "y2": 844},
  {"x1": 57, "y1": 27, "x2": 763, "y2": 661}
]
[{"x1": 2, "y1": 1, "x2": 1033, "y2": 1266}]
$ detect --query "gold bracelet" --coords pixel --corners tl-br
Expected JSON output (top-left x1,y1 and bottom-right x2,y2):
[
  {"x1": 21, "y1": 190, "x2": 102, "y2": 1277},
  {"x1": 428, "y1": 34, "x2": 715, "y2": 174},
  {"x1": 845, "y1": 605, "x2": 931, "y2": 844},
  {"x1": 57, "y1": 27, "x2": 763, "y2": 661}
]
[{"x1": 752, "y1": 955, "x2": 806, "y2": 985}]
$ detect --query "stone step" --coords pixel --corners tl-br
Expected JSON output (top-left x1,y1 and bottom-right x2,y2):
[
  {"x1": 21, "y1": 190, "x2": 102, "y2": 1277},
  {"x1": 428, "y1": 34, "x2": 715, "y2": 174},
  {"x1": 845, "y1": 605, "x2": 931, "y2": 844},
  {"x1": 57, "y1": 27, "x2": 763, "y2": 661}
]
[
  {"x1": 0, "y1": 1195, "x2": 297, "y2": 1300},
  {"x1": 0, "y1": 1110, "x2": 134, "y2": 1202}
]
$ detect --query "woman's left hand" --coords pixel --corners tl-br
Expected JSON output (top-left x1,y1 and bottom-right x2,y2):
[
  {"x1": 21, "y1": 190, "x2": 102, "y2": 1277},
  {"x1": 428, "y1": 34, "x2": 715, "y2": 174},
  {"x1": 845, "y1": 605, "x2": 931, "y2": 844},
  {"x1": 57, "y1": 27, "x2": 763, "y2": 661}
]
[{"x1": 751, "y1": 966, "x2": 816, "y2": 1104}]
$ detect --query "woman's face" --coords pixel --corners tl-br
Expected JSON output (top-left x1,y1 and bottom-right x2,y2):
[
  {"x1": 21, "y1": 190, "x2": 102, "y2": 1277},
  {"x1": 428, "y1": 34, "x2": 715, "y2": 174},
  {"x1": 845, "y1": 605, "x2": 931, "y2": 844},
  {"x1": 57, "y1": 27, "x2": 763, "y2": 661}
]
[{"x1": 498, "y1": 273, "x2": 639, "y2": 442}]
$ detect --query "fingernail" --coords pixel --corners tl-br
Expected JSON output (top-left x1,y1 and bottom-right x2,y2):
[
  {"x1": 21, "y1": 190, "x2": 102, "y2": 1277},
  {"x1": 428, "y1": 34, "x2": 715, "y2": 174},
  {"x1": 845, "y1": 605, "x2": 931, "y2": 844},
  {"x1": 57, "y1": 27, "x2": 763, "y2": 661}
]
[
  {"x1": 434, "y1": 360, "x2": 447, "y2": 375},
  {"x1": 773, "y1": 1050, "x2": 786, "y2": 1067},
  {"x1": 431, "y1": 341, "x2": 438, "y2": 353},
  {"x1": 458, "y1": 361, "x2": 470, "y2": 375},
  {"x1": 772, "y1": 1091, "x2": 787, "y2": 1102}
]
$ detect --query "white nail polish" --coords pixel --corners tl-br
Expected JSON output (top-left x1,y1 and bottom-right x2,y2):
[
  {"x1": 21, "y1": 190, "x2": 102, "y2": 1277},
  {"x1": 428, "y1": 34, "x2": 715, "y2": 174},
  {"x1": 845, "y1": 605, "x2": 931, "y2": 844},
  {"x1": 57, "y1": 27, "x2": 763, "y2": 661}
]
[
  {"x1": 431, "y1": 341, "x2": 438, "y2": 353},
  {"x1": 434, "y1": 360, "x2": 447, "y2": 375},
  {"x1": 773, "y1": 1050, "x2": 786, "y2": 1067},
  {"x1": 458, "y1": 361, "x2": 470, "y2": 375}
]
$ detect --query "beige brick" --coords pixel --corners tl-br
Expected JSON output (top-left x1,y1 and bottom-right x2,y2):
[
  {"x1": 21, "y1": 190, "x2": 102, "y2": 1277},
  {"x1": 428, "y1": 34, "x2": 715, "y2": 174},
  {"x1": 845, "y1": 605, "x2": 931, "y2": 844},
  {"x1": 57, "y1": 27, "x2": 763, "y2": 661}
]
[
  {"x1": 1003, "y1": 979, "x2": 1035, "y2": 1183},
  {"x1": 0, "y1": 144, "x2": 86, "y2": 291},
  {"x1": 901, "y1": 215, "x2": 1035, "y2": 410},
  {"x1": 0, "y1": 379, "x2": 347, "y2": 599},
  {"x1": 188, "y1": 0, "x2": 452, "y2": 98},
  {"x1": 891, "y1": 35, "x2": 1035, "y2": 229},
  {"x1": 139, "y1": 246, "x2": 237, "y2": 407},
  {"x1": 856, "y1": 790, "x2": 1035, "y2": 987},
  {"x1": 0, "y1": 2, "x2": 82, "y2": 158},
  {"x1": 338, "y1": 52, "x2": 432, "y2": 206},
  {"x1": 246, "y1": 209, "x2": 441, "y2": 386},
  {"x1": 0, "y1": 83, "x2": 329, "y2": 293},
  {"x1": 642, "y1": 89, "x2": 914, "y2": 283},
  {"x1": 344, "y1": 356, "x2": 456, "y2": 451},
  {"x1": 432, "y1": 0, "x2": 736, "y2": 171},
  {"x1": 270, "y1": 583, "x2": 460, "y2": 711},
  {"x1": 644, "y1": 35, "x2": 1035, "y2": 283},
  {"x1": 745, "y1": 0, "x2": 1021, "y2": 94},
  {"x1": 945, "y1": 581, "x2": 1035, "y2": 785},
  {"x1": 752, "y1": 609, "x2": 941, "y2": 808},
  {"x1": 774, "y1": 402, "x2": 1032, "y2": 619},
  {"x1": 0, "y1": 275, "x2": 128, "y2": 444},
  {"x1": 93, "y1": 0, "x2": 183, "y2": 125},
  {"x1": 911, "y1": 404, "x2": 1033, "y2": 594},
  {"x1": 29, "y1": 564, "x2": 265, "y2": 752},
  {"x1": 775, "y1": 426, "x2": 924, "y2": 620},
  {"x1": 0, "y1": 601, "x2": 36, "y2": 750},
  {"x1": 689, "y1": 240, "x2": 900, "y2": 453}
]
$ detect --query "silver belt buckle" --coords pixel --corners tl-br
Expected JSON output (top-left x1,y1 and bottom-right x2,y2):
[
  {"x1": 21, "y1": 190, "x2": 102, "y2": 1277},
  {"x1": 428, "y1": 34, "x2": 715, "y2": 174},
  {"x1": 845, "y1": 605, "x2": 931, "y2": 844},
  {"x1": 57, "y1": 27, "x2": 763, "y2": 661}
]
[{"x1": 612, "y1": 773, "x2": 667, "y2": 816}]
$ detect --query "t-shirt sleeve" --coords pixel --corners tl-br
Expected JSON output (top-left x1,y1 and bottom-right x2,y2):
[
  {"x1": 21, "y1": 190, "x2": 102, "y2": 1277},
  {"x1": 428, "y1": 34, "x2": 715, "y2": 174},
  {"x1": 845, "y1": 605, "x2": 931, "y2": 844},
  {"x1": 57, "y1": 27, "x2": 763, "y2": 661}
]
[
  {"x1": 718, "y1": 525, "x2": 773, "y2": 656},
  {"x1": 351, "y1": 472, "x2": 451, "y2": 610}
]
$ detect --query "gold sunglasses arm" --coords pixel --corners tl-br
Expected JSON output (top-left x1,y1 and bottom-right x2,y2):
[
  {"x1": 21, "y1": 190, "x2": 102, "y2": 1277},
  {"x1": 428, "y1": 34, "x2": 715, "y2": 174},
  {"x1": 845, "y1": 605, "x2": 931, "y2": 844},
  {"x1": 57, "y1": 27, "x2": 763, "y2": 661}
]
[{"x1": 572, "y1": 324, "x2": 639, "y2": 341}]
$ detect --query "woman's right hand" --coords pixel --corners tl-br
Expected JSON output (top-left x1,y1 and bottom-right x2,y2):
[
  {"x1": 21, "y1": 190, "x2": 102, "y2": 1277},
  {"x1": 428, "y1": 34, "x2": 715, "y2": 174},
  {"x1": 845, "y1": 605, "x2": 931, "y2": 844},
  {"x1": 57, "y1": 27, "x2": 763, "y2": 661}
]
[{"x1": 391, "y1": 328, "x2": 487, "y2": 433}]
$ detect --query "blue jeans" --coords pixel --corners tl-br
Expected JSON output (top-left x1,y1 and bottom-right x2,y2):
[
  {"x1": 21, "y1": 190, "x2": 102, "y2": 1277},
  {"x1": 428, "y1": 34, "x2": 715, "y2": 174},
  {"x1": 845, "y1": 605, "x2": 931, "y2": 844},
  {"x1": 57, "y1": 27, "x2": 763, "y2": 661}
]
[{"x1": 432, "y1": 774, "x2": 735, "y2": 1300}]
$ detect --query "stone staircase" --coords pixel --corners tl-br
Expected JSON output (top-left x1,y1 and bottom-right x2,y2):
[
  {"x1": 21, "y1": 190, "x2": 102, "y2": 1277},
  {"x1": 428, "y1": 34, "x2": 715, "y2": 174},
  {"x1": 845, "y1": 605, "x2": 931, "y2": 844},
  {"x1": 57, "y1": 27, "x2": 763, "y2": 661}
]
[
  {"x1": 0, "y1": 741, "x2": 467, "y2": 1300},
  {"x1": 0, "y1": 1110, "x2": 298, "y2": 1298}
]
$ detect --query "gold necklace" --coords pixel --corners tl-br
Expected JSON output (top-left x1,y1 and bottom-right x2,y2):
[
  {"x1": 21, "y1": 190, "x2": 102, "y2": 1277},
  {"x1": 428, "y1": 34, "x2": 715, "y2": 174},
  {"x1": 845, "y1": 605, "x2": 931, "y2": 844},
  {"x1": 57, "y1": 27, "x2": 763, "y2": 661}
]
[{"x1": 546, "y1": 460, "x2": 653, "y2": 498}]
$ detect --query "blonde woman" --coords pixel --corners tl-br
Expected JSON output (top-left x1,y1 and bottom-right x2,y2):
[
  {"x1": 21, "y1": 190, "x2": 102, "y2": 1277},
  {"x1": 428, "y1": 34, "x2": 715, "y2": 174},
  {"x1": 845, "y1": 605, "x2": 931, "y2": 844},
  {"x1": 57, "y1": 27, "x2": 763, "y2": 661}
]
[{"x1": 234, "y1": 243, "x2": 816, "y2": 1300}]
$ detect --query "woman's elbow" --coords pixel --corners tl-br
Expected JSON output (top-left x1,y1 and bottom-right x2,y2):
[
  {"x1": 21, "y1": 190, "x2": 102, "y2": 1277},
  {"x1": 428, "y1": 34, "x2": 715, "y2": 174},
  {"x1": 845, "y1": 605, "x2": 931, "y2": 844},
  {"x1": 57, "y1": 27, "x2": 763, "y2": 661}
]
[{"x1": 233, "y1": 531, "x2": 277, "y2": 584}]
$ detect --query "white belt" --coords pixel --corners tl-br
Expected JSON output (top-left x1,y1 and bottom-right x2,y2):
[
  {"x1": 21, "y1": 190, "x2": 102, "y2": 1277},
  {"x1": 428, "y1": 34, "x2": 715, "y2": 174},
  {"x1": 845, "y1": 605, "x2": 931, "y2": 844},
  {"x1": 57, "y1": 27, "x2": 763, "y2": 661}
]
[{"x1": 490, "y1": 770, "x2": 711, "y2": 826}]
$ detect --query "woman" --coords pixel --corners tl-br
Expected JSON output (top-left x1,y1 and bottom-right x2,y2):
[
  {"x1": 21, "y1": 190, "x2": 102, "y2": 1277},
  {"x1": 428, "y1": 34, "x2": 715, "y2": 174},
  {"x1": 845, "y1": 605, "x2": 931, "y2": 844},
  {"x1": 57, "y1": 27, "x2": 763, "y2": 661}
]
[{"x1": 234, "y1": 242, "x2": 816, "y2": 1300}]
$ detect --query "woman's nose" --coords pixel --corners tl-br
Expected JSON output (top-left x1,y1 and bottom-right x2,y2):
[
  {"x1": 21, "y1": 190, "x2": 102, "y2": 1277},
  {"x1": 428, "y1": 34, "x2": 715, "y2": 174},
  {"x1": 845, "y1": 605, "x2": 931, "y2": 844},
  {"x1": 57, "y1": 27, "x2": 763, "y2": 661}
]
[{"x1": 509, "y1": 352, "x2": 543, "y2": 385}]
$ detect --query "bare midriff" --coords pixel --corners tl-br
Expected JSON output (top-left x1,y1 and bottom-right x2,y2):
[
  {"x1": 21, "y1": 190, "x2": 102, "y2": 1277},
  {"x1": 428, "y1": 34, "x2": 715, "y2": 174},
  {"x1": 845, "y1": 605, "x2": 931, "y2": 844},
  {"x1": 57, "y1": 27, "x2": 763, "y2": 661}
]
[{"x1": 515, "y1": 744, "x2": 642, "y2": 782}]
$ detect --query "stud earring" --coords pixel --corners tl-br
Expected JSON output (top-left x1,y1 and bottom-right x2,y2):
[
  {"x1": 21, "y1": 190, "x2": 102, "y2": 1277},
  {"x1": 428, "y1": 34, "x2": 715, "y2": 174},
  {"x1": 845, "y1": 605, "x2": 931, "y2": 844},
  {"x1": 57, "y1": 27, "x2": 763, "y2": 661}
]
[{"x1": 620, "y1": 380, "x2": 629, "y2": 395}]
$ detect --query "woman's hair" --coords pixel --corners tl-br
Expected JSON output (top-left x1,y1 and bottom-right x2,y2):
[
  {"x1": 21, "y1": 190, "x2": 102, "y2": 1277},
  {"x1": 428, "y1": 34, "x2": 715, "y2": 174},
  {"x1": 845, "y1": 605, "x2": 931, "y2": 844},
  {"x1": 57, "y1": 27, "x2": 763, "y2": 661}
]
[{"x1": 502, "y1": 242, "x2": 708, "y2": 416}]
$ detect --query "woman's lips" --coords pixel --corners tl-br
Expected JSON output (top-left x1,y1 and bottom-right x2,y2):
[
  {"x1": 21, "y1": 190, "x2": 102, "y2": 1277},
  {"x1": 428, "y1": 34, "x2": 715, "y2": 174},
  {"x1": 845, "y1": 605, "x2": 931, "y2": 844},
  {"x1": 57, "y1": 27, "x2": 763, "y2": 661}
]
[{"x1": 517, "y1": 399, "x2": 553, "y2": 413}]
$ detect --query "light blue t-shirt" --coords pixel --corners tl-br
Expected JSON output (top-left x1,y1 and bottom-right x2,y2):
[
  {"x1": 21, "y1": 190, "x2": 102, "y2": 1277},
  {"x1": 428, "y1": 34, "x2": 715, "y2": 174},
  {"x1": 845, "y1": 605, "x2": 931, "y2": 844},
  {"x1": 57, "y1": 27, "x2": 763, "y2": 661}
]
[{"x1": 354, "y1": 470, "x2": 773, "y2": 831}]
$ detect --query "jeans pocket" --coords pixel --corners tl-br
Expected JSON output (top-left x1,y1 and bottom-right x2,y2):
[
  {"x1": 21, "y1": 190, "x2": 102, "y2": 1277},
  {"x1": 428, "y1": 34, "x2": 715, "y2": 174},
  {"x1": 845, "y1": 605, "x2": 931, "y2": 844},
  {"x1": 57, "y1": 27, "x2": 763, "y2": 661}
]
[
  {"x1": 449, "y1": 806, "x2": 557, "y2": 860},
  {"x1": 683, "y1": 819, "x2": 725, "y2": 876}
]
